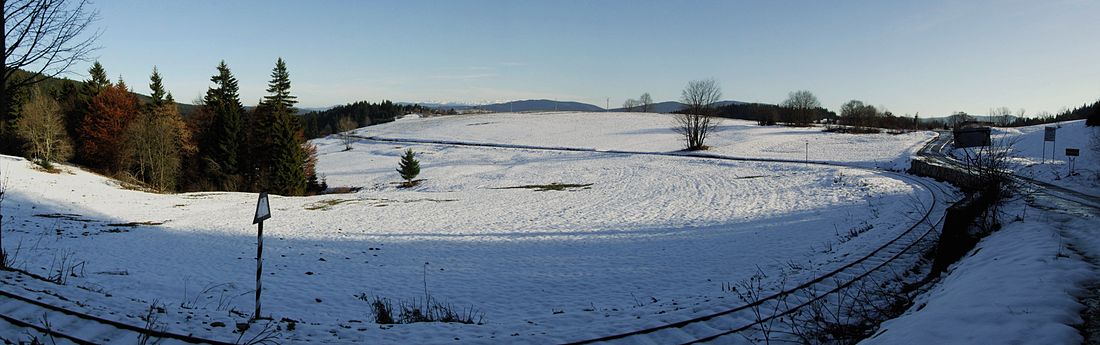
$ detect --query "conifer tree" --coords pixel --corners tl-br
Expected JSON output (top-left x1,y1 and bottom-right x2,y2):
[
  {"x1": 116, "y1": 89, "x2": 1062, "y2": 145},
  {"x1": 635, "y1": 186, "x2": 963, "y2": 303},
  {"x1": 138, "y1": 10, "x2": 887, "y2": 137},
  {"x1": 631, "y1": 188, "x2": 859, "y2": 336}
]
[
  {"x1": 263, "y1": 58, "x2": 297, "y2": 111},
  {"x1": 269, "y1": 113, "x2": 307, "y2": 195},
  {"x1": 66, "y1": 61, "x2": 111, "y2": 164},
  {"x1": 147, "y1": 67, "x2": 168, "y2": 109},
  {"x1": 259, "y1": 58, "x2": 310, "y2": 195},
  {"x1": 200, "y1": 61, "x2": 245, "y2": 188},
  {"x1": 1088, "y1": 101, "x2": 1099, "y2": 127},
  {"x1": 397, "y1": 149, "x2": 420, "y2": 187},
  {"x1": 85, "y1": 61, "x2": 111, "y2": 96}
]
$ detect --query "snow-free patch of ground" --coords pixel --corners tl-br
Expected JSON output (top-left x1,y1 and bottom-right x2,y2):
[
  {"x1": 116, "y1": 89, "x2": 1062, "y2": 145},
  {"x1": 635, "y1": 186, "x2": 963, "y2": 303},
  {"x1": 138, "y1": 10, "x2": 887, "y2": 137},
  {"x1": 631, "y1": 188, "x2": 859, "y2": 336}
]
[
  {"x1": 365, "y1": 112, "x2": 935, "y2": 170},
  {"x1": 969, "y1": 120, "x2": 1100, "y2": 196},
  {"x1": 0, "y1": 113, "x2": 942, "y2": 344},
  {"x1": 864, "y1": 200, "x2": 1096, "y2": 345}
]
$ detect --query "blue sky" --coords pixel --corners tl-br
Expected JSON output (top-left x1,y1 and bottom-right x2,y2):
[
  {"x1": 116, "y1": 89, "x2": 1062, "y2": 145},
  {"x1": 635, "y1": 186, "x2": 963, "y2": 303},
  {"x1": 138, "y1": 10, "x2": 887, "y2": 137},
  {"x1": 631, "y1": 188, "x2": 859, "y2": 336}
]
[{"x1": 74, "y1": 0, "x2": 1099, "y2": 116}]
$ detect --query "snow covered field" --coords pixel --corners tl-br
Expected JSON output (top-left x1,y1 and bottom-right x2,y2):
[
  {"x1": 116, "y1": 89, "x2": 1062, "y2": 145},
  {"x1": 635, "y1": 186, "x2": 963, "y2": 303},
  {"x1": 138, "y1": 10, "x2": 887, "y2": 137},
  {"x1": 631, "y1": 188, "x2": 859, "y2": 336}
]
[
  {"x1": 1, "y1": 112, "x2": 940, "y2": 343},
  {"x1": 366, "y1": 112, "x2": 935, "y2": 170}
]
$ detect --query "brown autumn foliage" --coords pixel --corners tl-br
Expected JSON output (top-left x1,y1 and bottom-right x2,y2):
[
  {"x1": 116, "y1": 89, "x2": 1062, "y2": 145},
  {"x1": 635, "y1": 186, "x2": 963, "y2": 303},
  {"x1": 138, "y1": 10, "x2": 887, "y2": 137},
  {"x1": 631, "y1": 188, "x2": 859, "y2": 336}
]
[{"x1": 80, "y1": 81, "x2": 139, "y2": 172}]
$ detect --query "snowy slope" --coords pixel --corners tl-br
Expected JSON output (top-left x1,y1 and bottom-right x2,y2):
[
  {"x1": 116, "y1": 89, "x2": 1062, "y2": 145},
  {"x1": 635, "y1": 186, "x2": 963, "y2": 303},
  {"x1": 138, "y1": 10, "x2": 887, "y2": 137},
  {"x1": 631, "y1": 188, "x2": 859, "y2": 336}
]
[
  {"x1": 864, "y1": 201, "x2": 1094, "y2": 345},
  {"x1": 980, "y1": 119, "x2": 1100, "y2": 195},
  {"x1": 0, "y1": 113, "x2": 940, "y2": 344}
]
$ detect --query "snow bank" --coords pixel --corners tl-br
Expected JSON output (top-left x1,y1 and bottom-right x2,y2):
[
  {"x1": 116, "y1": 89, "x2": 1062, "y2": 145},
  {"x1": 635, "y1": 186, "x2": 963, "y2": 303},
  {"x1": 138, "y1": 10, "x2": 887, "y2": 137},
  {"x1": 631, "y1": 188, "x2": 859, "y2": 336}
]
[
  {"x1": 981, "y1": 120, "x2": 1100, "y2": 195},
  {"x1": 864, "y1": 202, "x2": 1093, "y2": 345}
]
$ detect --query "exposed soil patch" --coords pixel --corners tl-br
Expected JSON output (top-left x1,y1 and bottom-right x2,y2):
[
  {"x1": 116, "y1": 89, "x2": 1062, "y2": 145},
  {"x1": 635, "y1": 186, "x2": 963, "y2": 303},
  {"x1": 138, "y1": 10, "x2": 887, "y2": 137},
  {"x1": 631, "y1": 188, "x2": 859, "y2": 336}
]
[
  {"x1": 494, "y1": 183, "x2": 593, "y2": 192},
  {"x1": 34, "y1": 213, "x2": 95, "y2": 222},
  {"x1": 106, "y1": 221, "x2": 165, "y2": 227}
]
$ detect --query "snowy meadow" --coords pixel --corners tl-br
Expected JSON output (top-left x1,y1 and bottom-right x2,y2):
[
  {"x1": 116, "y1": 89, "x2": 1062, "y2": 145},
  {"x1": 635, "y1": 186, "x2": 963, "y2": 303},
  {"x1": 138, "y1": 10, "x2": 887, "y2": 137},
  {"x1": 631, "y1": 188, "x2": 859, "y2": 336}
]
[{"x1": 2, "y1": 112, "x2": 941, "y2": 343}]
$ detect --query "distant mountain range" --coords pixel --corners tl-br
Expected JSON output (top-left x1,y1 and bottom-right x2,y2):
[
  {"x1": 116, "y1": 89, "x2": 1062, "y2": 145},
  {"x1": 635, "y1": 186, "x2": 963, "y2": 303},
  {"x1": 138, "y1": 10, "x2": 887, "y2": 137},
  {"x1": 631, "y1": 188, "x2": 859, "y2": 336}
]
[{"x1": 405, "y1": 99, "x2": 745, "y2": 113}]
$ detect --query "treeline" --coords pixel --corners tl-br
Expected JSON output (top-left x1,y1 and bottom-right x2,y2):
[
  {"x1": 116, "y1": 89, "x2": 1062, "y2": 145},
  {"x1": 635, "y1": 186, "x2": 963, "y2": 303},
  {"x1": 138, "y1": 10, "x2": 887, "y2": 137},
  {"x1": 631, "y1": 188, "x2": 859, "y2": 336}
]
[
  {"x1": 300, "y1": 101, "x2": 429, "y2": 139},
  {"x1": 710, "y1": 102, "x2": 836, "y2": 126},
  {"x1": 2, "y1": 59, "x2": 322, "y2": 196},
  {"x1": 1007, "y1": 100, "x2": 1100, "y2": 127}
]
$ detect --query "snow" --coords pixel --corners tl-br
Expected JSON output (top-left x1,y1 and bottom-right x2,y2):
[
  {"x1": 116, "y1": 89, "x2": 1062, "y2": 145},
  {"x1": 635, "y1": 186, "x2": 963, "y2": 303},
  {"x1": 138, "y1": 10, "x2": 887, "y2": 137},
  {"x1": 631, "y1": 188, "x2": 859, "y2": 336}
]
[
  {"x1": 366, "y1": 112, "x2": 935, "y2": 170},
  {"x1": 971, "y1": 119, "x2": 1100, "y2": 195},
  {"x1": 864, "y1": 200, "x2": 1095, "y2": 345},
  {"x1": 0, "y1": 112, "x2": 941, "y2": 343}
]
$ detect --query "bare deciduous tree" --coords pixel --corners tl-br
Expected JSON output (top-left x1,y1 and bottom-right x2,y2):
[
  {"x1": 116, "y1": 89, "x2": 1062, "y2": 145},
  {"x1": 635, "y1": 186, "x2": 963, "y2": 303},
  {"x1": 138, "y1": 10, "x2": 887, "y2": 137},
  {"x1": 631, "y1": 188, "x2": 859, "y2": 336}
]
[
  {"x1": 124, "y1": 100, "x2": 192, "y2": 192},
  {"x1": 948, "y1": 111, "x2": 972, "y2": 129},
  {"x1": 15, "y1": 87, "x2": 71, "y2": 168},
  {"x1": 2, "y1": 0, "x2": 100, "y2": 130},
  {"x1": 989, "y1": 106, "x2": 1012, "y2": 126},
  {"x1": 337, "y1": 116, "x2": 357, "y2": 151},
  {"x1": 675, "y1": 79, "x2": 721, "y2": 150},
  {"x1": 781, "y1": 90, "x2": 820, "y2": 126},
  {"x1": 0, "y1": 162, "x2": 7, "y2": 267},
  {"x1": 639, "y1": 92, "x2": 653, "y2": 112},
  {"x1": 622, "y1": 98, "x2": 639, "y2": 112},
  {"x1": 2, "y1": 0, "x2": 97, "y2": 268}
]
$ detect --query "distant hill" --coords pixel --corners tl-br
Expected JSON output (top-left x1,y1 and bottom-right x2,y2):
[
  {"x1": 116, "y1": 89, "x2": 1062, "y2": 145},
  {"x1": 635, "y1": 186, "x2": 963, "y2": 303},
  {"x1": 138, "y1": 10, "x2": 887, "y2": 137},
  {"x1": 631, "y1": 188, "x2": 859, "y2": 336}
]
[
  {"x1": 408, "y1": 99, "x2": 603, "y2": 112},
  {"x1": 12, "y1": 69, "x2": 199, "y2": 116},
  {"x1": 611, "y1": 100, "x2": 745, "y2": 113}
]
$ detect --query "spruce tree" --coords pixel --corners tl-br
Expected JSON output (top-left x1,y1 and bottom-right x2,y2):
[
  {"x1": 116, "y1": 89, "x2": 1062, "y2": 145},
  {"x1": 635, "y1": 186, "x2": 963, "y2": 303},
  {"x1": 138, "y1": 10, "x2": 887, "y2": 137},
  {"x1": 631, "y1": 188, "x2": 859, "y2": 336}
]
[
  {"x1": 269, "y1": 113, "x2": 307, "y2": 196},
  {"x1": 148, "y1": 67, "x2": 168, "y2": 109},
  {"x1": 1088, "y1": 100, "x2": 1099, "y2": 127},
  {"x1": 203, "y1": 61, "x2": 244, "y2": 179},
  {"x1": 397, "y1": 149, "x2": 420, "y2": 187},
  {"x1": 263, "y1": 58, "x2": 297, "y2": 112},
  {"x1": 260, "y1": 58, "x2": 309, "y2": 195},
  {"x1": 85, "y1": 61, "x2": 110, "y2": 96}
]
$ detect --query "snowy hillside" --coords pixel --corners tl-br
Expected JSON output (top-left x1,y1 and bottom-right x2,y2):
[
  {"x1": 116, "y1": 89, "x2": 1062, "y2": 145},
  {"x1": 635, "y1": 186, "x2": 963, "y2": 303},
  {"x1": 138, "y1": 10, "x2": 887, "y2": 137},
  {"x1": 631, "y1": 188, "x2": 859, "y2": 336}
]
[
  {"x1": 1, "y1": 112, "x2": 942, "y2": 344},
  {"x1": 956, "y1": 120, "x2": 1100, "y2": 195}
]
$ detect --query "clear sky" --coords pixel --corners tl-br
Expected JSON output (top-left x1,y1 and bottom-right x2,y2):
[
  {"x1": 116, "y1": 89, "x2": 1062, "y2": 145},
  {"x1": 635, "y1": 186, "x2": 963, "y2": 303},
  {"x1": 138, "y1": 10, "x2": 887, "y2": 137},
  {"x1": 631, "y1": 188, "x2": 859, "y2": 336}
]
[{"x1": 72, "y1": 0, "x2": 1099, "y2": 116}]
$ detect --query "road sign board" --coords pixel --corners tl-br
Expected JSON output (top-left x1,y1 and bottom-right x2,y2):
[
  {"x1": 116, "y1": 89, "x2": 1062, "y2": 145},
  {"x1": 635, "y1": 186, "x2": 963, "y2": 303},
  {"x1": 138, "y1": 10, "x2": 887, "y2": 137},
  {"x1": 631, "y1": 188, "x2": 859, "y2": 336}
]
[
  {"x1": 953, "y1": 127, "x2": 991, "y2": 148},
  {"x1": 1044, "y1": 126, "x2": 1056, "y2": 141},
  {"x1": 1066, "y1": 148, "x2": 1080, "y2": 157},
  {"x1": 254, "y1": 193, "x2": 271, "y2": 224}
]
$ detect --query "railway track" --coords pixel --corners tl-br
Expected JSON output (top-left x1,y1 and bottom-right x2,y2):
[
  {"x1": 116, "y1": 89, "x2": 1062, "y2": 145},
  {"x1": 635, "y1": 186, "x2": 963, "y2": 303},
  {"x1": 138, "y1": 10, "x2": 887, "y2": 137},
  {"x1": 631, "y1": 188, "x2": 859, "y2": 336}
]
[
  {"x1": 0, "y1": 277, "x2": 236, "y2": 344},
  {"x1": 563, "y1": 177, "x2": 948, "y2": 344},
  {"x1": 356, "y1": 135, "x2": 953, "y2": 344},
  {"x1": 919, "y1": 131, "x2": 1100, "y2": 210}
]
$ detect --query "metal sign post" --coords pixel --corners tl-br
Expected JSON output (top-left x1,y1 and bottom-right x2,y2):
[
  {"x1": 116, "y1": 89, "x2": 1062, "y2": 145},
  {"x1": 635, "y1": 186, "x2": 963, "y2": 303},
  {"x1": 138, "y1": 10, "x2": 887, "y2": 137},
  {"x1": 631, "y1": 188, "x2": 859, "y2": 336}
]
[
  {"x1": 252, "y1": 193, "x2": 271, "y2": 321},
  {"x1": 953, "y1": 127, "x2": 991, "y2": 148},
  {"x1": 1066, "y1": 148, "x2": 1080, "y2": 175},
  {"x1": 1044, "y1": 126, "x2": 1056, "y2": 163}
]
